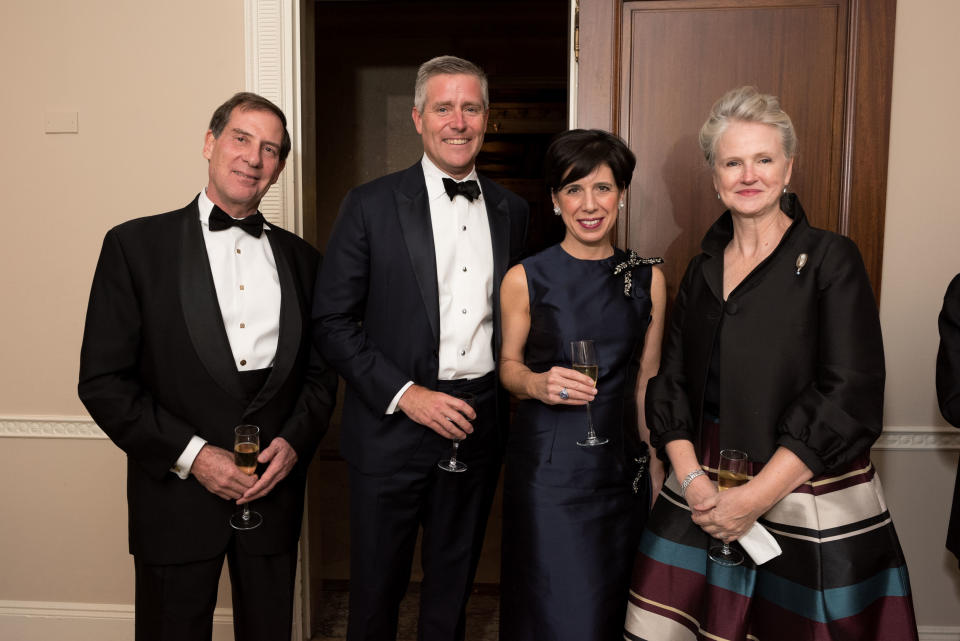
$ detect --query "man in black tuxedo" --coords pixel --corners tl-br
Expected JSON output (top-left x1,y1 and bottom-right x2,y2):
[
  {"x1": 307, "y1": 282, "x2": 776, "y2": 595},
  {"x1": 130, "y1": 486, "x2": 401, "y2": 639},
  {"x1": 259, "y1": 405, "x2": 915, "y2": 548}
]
[
  {"x1": 314, "y1": 56, "x2": 528, "y2": 640},
  {"x1": 79, "y1": 92, "x2": 337, "y2": 641},
  {"x1": 937, "y1": 273, "x2": 960, "y2": 568}
]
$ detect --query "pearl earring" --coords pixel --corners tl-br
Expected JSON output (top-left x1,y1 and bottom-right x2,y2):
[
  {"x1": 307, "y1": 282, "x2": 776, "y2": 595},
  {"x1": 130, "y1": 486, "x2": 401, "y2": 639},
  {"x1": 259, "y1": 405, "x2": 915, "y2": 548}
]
[
  {"x1": 618, "y1": 201, "x2": 625, "y2": 210},
  {"x1": 553, "y1": 206, "x2": 561, "y2": 216}
]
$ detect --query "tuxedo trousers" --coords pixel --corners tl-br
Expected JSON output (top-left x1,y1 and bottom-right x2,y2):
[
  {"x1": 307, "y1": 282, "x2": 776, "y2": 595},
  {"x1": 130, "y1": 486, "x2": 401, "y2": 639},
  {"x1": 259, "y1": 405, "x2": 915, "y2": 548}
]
[
  {"x1": 346, "y1": 374, "x2": 501, "y2": 641},
  {"x1": 134, "y1": 532, "x2": 297, "y2": 641}
]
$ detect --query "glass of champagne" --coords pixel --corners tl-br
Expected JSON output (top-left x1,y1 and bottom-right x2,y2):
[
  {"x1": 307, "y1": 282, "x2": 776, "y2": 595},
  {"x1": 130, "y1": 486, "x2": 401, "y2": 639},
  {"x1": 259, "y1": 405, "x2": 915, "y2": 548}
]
[
  {"x1": 230, "y1": 424, "x2": 263, "y2": 530},
  {"x1": 571, "y1": 340, "x2": 607, "y2": 447},
  {"x1": 438, "y1": 392, "x2": 475, "y2": 473},
  {"x1": 708, "y1": 448, "x2": 749, "y2": 566}
]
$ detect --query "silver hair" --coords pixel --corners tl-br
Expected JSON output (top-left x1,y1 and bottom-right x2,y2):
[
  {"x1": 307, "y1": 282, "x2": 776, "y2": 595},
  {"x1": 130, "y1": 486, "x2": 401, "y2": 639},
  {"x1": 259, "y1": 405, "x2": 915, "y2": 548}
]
[
  {"x1": 413, "y1": 55, "x2": 489, "y2": 113},
  {"x1": 699, "y1": 86, "x2": 798, "y2": 166}
]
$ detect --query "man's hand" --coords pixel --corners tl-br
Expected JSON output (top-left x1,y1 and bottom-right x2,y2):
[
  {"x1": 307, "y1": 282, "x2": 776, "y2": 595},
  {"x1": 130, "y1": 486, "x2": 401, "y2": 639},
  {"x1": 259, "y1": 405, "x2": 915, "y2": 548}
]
[
  {"x1": 238, "y1": 437, "x2": 298, "y2": 504},
  {"x1": 397, "y1": 384, "x2": 475, "y2": 440},
  {"x1": 190, "y1": 444, "x2": 257, "y2": 500}
]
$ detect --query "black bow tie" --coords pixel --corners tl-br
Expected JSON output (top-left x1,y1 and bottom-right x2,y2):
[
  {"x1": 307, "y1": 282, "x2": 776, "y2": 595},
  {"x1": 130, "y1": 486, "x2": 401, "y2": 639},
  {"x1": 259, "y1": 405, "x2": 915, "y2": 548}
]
[
  {"x1": 442, "y1": 178, "x2": 481, "y2": 202},
  {"x1": 208, "y1": 206, "x2": 266, "y2": 238}
]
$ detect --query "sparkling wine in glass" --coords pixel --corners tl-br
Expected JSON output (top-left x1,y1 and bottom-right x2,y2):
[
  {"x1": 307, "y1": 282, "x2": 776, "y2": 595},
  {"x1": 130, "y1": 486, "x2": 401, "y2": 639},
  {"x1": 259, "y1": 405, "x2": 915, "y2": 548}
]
[
  {"x1": 708, "y1": 448, "x2": 749, "y2": 566},
  {"x1": 438, "y1": 392, "x2": 475, "y2": 473},
  {"x1": 571, "y1": 340, "x2": 607, "y2": 447},
  {"x1": 230, "y1": 424, "x2": 263, "y2": 530}
]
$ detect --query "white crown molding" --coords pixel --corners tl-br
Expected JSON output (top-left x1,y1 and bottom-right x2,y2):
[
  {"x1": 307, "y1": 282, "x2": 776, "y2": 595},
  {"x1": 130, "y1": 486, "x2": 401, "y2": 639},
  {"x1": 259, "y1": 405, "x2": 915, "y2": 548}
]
[{"x1": 2, "y1": 416, "x2": 959, "y2": 450}]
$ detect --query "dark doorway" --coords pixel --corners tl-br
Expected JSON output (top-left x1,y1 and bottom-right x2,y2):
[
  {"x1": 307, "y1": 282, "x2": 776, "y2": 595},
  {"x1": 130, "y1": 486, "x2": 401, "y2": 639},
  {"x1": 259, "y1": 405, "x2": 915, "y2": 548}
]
[{"x1": 303, "y1": 2, "x2": 569, "y2": 638}]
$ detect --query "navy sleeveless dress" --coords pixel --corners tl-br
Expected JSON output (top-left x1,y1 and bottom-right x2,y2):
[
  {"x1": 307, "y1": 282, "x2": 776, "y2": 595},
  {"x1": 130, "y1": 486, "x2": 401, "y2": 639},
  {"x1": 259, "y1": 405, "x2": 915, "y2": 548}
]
[{"x1": 500, "y1": 244, "x2": 659, "y2": 641}]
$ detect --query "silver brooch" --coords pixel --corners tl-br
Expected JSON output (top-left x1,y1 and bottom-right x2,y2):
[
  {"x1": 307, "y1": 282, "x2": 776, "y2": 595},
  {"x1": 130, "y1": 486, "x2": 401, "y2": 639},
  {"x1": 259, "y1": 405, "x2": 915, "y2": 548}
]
[
  {"x1": 613, "y1": 250, "x2": 664, "y2": 297},
  {"x1": 795, "y1": 253, "x2": 808, "y2": 276}
]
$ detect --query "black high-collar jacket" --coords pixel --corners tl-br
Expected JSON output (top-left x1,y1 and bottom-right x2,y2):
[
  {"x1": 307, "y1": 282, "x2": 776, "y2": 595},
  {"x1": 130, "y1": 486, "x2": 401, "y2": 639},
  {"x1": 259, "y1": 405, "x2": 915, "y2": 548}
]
[{"x1": 646, "y1": 194, "x2": 885, "y2": 475}]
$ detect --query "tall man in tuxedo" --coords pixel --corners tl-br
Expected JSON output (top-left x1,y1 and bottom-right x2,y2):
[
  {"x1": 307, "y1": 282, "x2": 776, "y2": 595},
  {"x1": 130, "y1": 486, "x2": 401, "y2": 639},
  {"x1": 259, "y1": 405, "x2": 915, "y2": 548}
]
[
  {"x1": 314, "y1": 56, "x2": 528, "y2": 640},
  {"x1": 79, "y1": 92, "x2": 337, "y2": 641}
]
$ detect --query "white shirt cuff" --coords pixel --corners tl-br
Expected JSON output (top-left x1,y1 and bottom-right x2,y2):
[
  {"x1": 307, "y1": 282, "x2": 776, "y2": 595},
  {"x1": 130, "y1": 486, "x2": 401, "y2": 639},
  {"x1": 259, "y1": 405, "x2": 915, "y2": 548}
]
[
  {"x1": 171, "y1": 435, "x2": 207, "y2": 479},
  {"x1": 386, "y1": 381, "x2": 415, "y2": 415}
]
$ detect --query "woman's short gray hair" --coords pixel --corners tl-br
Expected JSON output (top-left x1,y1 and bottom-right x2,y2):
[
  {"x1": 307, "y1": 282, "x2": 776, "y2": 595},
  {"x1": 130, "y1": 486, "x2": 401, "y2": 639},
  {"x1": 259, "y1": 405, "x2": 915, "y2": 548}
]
[
  {"x1": 699, "y1": 86, "x2": 797, "y2": 166},
  {"x1": 414, "y1": 56, "x2": 489, "y2": 113}
]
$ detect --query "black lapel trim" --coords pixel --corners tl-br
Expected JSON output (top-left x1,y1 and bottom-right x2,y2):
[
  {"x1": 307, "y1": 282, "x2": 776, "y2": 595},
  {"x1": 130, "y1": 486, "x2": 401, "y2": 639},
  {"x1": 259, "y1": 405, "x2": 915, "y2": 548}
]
[
  {"x1": 396, "y1": 165, "x2": 440, "y2": 344},
  {"x1": 245, "y1": 231, "x2": 301, "y2": 415},
  {"x1": 178, "y1": 202, "x2": 245, "y2": 400}
]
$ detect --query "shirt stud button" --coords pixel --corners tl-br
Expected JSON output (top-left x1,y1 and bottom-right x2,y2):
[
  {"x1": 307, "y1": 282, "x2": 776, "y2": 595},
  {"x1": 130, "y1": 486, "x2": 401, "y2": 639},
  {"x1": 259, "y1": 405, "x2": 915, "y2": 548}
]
[{"x1": 240, "y1": 359, "x2": 247, "y2": 366}]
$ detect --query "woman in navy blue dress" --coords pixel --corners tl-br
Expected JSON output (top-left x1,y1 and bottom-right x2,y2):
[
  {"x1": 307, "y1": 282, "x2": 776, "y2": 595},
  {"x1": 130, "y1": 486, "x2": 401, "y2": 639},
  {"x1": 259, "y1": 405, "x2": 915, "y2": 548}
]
[{"x1": 498, "y1": 129, "x2": 666, "y2": 640}]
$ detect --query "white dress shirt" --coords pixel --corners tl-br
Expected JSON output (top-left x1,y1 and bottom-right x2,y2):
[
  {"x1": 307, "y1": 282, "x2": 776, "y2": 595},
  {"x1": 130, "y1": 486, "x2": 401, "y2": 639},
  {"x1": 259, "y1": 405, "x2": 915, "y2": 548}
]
[
  {"x1": 387, "y1": 156, "x2": 495, "y2": 414},
  {"x1": 171, "y1": 189, "x2": 282, "y2": 478}
]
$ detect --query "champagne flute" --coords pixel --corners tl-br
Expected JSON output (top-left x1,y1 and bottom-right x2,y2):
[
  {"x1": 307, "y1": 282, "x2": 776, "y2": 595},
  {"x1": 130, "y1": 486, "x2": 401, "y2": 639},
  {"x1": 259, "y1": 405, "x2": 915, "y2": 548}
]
[
  {"x1": 230, "y1": 424, "x2": 263, "y2": 530},
  {"x1": 708, "y1": 448, "x2": 749, "y2": 566},
  {"x1": 571, "y1": 340, "x2": 607, "y2": 447},
  {"x1": 438, "y1": 392, "x2": 475, "y2": 473}
]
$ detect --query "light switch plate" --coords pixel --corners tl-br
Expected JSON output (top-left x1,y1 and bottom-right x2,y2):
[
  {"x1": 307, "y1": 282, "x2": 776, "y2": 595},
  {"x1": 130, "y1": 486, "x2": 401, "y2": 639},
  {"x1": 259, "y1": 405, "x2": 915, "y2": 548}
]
[{"x1": 45, "y1": 112, "x2": 79, "y2": 134}]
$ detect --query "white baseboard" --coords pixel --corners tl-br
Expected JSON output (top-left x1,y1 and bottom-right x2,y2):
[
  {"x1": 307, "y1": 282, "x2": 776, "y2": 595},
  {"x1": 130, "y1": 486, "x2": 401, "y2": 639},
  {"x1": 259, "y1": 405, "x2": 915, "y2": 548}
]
[
  {"x1": 920, "y1": 626, "x2": 960, "y2": 641},
  {"x1": 0, "y1": 600, "x2": 234, "y2": 641}
]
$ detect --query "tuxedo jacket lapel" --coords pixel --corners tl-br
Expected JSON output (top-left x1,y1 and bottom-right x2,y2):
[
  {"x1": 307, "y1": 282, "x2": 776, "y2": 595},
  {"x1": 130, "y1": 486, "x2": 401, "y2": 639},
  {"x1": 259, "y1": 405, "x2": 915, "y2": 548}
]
[
  {"x1": 396, "y1": 166, "x2": 440, "y2": 345},
  {"x1": 481, "y1": 177, "x2": 511, "y2": 287},
  {"x1": 178, "y1": 205, "x2": 246, "y2": 401},
  {"x1": 246, "y1": 231, "x2": 302, "y2": 416}
]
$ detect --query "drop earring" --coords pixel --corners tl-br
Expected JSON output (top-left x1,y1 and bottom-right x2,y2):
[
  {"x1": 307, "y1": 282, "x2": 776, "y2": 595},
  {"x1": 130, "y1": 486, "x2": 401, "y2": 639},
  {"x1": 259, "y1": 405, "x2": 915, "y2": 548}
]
[{"x1": 618, "y1": 200, "x2": 625, "y2": 210}]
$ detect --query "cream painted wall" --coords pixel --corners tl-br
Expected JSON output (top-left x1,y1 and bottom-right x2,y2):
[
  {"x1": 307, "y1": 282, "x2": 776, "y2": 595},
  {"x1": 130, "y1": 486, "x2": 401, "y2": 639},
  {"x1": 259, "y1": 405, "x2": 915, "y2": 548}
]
[
  {"x1": 877, "y1": 0, "x2": 960, "y2": 629},
  {"x1": 0, "y1": 0, "x2": 244, "y2": 627},
  {"x1": 2, "y1": 0, "x2": 960, "y2": 637}
]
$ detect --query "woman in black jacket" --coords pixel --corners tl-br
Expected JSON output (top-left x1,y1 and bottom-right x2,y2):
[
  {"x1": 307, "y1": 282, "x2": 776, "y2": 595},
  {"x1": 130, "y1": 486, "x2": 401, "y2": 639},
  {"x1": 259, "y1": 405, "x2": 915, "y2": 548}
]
[{"x1": 624, "y1": 86, "x2": 918, "y2": 641}]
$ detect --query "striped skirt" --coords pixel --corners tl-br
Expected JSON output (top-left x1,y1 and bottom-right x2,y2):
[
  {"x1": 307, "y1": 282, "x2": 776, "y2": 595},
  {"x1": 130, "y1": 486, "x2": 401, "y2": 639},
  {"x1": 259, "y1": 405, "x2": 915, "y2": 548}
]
[{"x1": 624, "y1": 427, "x2": 918, "y2": 641}]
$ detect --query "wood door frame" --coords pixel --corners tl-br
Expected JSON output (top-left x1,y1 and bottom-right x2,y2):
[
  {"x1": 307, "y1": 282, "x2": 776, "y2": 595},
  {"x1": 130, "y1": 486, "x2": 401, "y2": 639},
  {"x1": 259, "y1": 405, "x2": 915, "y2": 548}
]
[{"x1": 575, "y1": 0, "x2": 896, "y2": 298}]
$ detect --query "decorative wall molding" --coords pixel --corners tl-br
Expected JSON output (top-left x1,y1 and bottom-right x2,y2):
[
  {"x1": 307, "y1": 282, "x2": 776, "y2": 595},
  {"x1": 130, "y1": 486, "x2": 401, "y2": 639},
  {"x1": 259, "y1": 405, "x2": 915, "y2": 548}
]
[
  {"x1": 3, "y1": 416, "x2": 959, "y2": 451},
  {"x1": 874, "y1": 426, "x2": 960, "y2": 451},
  {"x1": 0, "y1": 416, "x2": 104, "y2": 439},
  {"x1": 243, "y1": 0, "x2": 301, "y2": 235},
  {"x1": 0, "y1": 600, "x2": 233, "y2": 641}
]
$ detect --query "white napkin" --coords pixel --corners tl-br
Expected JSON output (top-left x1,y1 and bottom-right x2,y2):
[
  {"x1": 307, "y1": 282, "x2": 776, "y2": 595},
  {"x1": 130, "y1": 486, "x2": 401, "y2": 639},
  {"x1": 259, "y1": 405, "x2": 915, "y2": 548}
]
[{"x1": 737, "y1": 522, "x2": 782, "y2": 565}]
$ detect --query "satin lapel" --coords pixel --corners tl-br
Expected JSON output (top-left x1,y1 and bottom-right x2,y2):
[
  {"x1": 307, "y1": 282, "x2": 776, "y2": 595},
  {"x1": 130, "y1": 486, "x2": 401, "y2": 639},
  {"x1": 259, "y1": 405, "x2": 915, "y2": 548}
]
[
  {"x1": 702, "y1": 253, "x2": 723, "y2": 302},
  {"x1": 245, "y1": 231, "x2": 301, "y2": 416},
  {"x1": 480, "y1": 177, "x2": 511, "y2": 289},
  {"x1": 480, "y1": 177, "x2": 511, "y2": 357},
  {"x1": 178, "y1": 205, "x2": 245, "y2": 400},
  {"x1": 396, "y1": 166, "x2": 440, "y2": 344}
]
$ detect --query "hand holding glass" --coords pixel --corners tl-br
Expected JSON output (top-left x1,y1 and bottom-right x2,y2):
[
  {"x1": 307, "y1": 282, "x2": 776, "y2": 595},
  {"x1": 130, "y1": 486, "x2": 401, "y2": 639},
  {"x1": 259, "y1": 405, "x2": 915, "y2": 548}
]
[
  {"x1": 708, "y1": 448, "x2": 749, "y2": 566},
  {"x1": 438, "y1": 392, "x2": 475, "y2": 473},
  {"x1": 230, "y1": 424, "x2": 263, "y2": 530},
  {"x1": 571, "y1": 340, "x2": 606, "y2": 447}
]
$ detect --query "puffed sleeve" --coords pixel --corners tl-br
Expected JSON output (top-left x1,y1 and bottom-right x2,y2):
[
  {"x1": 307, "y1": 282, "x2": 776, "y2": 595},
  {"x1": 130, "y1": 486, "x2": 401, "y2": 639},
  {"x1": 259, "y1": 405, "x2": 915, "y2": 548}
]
[
  {"x1": 775, "y1": 235, "x2": 885, "y2": 475},
  {"x1": 937, "y1": 274, "x2": 960, "y2": 428},
  {"x1": 646, "y1": 259, "x2": 699, "y2": 457}
]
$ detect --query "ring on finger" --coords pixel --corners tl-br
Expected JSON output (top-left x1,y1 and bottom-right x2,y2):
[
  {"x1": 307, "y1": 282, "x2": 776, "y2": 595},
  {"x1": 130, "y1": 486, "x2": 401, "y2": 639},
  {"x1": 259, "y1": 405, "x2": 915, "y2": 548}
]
[{"x1": 559, "y1": 387, "x2": 569, "y2": 401}]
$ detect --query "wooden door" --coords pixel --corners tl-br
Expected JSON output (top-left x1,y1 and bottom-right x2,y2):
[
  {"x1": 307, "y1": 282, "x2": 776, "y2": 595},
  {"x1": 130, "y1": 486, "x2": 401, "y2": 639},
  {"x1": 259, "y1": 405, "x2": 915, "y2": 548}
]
[{"x1": 576, "y1": 0, "x2": 896, "y2": 302}]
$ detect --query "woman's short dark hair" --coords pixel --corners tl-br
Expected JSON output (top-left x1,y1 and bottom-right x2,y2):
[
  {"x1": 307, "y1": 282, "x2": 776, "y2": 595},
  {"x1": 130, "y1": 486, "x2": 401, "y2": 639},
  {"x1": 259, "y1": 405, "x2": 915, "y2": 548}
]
[{"x1": 544, "y1": 129, "x2": 636, "y2": 193}]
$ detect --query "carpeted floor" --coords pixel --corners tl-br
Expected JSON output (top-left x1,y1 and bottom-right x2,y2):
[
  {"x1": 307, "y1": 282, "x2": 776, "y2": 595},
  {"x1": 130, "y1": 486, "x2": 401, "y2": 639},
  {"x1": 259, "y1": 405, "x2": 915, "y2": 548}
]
[{"x1": 311, "y1": 584, "x2": 500, "y2": 641}]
